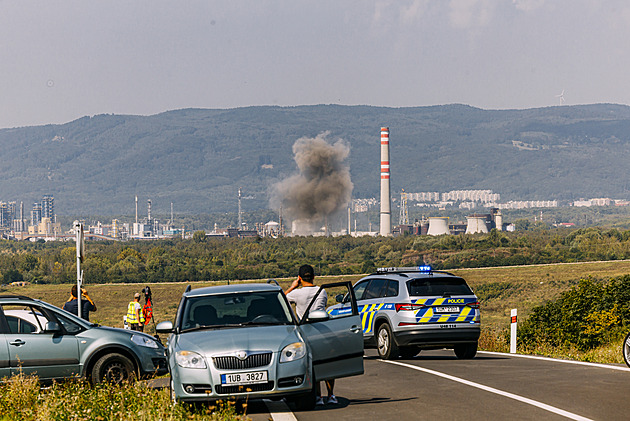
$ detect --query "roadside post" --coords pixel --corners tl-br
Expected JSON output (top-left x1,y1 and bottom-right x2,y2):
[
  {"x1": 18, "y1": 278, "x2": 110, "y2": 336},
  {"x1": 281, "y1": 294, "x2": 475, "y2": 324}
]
[
  {"x1": 74, "y1": 221, "x2": 84, "y2": 318},
  {"x1": 510, "y1": 309, "x2": 517, "y2": 353}
]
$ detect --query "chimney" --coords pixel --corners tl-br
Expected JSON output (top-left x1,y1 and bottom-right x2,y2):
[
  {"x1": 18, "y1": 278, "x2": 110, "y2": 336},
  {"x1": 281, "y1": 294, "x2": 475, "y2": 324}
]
[{"x1": 380, "y1": 127, "x2": 391, "y2": 236}]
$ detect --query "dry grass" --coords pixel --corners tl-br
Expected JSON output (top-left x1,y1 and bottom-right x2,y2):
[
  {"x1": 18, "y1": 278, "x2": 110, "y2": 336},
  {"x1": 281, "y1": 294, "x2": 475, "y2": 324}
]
[{"x1": 4, "y1": 261, "x2": 630, "y2": 364}]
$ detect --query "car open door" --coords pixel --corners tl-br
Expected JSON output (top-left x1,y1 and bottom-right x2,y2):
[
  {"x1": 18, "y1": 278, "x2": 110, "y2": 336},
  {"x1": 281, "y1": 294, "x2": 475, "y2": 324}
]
[{"x1": 298, "y1": 281, "x2": 363, "y2": 382}]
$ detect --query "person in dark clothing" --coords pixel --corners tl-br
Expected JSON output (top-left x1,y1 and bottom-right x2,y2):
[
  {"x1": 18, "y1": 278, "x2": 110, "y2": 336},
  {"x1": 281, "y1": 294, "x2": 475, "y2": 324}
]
[{"x1": 62, "y1": 285, "x2": 97, "y2": 321}]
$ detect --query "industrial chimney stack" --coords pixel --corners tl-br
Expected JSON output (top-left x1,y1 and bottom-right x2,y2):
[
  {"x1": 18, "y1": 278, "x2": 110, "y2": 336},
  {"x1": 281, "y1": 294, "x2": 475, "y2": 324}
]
[{"x1": 380, "y1": 127, "x2": 391, "y2": 236}]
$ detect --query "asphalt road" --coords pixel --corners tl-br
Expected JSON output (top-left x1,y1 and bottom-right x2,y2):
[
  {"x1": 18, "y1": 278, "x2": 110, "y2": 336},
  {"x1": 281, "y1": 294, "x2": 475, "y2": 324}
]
[{"x1": 240, "y1": 349, "x2": 630, "y2": 421}]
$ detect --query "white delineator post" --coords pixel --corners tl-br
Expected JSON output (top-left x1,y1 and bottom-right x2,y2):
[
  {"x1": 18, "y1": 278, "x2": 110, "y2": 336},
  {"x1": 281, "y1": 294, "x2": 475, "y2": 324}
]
[
  {"x1": 510, "y1": 309, "x2": 517, "y2": 353},
  {"x1": 379, "y1": 127, "x2": 391, "y2": 236}
]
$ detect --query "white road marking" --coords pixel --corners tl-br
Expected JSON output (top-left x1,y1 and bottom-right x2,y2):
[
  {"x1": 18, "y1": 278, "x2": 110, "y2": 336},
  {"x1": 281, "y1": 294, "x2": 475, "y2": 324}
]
[
  {"x1": 381, "y1": 359, "x2": 594, "y2": 421},
  {"x1": 479, "y1": 351, "x2": 630, "y2": 372},
  {"x1": 264, "y1": 399, "x2": 298, "y2": 421}
]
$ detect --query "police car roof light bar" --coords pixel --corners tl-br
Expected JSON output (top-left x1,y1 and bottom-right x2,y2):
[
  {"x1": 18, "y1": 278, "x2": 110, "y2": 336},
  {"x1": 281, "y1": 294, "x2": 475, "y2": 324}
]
[{"x1": 376, "y1": 265, "x2": 433, "y2": 273}]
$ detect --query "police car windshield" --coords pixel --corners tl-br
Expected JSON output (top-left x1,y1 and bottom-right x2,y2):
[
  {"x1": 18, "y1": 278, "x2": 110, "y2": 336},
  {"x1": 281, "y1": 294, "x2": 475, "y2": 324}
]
[{"x1": 407, "y1": 277, "x2": 473, "y2": 297}]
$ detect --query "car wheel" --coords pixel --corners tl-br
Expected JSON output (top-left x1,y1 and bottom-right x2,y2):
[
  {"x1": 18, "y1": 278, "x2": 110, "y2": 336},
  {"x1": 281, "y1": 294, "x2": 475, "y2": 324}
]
[
  {"x1": 376, "y1": 323, "x2": 399, "y2": 360},
  {"x1": 623, "y1": 331, "x2": 630, "y2": 368},
  {"x1": 454, "y1": 342, "x2": 477, "y2": 359},
  {"x1": 289, "y1": 384, "x2": 317, "y2": 411},
  {"x1": 399, "y1": 346, "x2": 421, "y2": 359},
  {"x1": 91, "y1": 353, "x2": 136, "y2": 385}
]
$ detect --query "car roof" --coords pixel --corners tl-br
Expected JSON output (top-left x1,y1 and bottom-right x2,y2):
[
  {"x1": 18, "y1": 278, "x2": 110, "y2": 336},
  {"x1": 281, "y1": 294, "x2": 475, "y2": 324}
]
[{"x1": 185, "y1": 283, "x2": 282, "y2": 297}]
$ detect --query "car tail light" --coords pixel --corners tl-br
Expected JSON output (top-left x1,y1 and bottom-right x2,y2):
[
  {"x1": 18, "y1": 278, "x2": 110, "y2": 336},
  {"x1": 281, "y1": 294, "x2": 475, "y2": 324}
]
[
  {"x1": 395, "y1": 303, "x2": 426, "y2": 312},
  {"x1": 466, "y1": 301, "x2": 480, "y2": 309}
]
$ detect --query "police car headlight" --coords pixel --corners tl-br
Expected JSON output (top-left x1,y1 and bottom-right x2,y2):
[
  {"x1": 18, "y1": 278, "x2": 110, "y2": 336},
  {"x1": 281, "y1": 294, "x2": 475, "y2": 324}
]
[
  {"x1": 175, "y1": 350, "x2": 207, "y2": 369},
  {"x1": 280, "y1": 342, "x2": 306, "y2": 363}
]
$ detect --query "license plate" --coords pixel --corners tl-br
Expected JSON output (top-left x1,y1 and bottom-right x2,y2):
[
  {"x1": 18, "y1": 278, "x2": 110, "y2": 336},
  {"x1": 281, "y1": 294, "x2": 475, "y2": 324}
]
[
  {"x1": 221, "y1": 371, "x2": 268, "y2": 386},
  {"x1": 434, "y1": 306, "x2": 459, "y2": 313}
]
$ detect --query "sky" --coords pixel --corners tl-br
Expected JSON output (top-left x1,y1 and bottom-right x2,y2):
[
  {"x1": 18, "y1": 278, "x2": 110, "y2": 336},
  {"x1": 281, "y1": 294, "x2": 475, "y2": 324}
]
[{"x1": 2, "y1": 0, "x2": 630, "y2": 128}]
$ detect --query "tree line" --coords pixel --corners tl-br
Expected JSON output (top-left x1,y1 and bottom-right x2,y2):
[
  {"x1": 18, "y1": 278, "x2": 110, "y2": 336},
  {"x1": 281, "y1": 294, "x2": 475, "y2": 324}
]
[{"x1": 1, "y1": 226, "x2": 630, "y2": 285}]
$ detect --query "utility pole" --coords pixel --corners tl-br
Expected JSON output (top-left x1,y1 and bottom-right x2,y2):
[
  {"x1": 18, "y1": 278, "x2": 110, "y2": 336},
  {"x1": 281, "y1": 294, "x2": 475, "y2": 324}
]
[{"x1": 74, "y1": 221, "x2": 84, "y2": 317}]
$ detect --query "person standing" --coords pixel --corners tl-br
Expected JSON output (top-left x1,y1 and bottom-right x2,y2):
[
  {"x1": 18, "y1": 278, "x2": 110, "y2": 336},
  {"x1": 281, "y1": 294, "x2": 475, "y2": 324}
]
[
  {"x1": 285, "y1": 264, "x2": 337, "y2": 406},
  {"x1": 126, "y1": 292, "x2": 145, "y2": 331},
  {"x1": 63, "y1": 285, "x2": 97, "y2": 321}
]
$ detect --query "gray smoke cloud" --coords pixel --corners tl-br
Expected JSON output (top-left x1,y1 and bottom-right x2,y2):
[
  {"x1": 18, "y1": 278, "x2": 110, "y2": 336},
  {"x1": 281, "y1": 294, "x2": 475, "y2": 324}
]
[{"x1": 271, "y1": 132, "x2": 353, "y2": 235}]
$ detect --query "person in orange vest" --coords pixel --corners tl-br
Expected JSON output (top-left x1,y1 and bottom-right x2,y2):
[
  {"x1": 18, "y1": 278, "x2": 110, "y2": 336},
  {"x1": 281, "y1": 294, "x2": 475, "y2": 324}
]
[{"x1": 126, "y1": 292, "x2": 145, "y2": 331}]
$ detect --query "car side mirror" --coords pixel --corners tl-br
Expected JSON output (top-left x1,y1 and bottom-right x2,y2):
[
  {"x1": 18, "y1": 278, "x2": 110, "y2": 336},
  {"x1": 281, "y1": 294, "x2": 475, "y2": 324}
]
[
  {"x1": 156, "y1": 321, "x2": 174, "y2": 334},
  {"x1": 44, "y1": 321, "x2": 61, "y2": 333},
  {"x1": 335, "y1": 293, "x2": 350, "y2": 303},
  {"x1": 305, "y1": 310, "x2": 329, "y2": 322}
]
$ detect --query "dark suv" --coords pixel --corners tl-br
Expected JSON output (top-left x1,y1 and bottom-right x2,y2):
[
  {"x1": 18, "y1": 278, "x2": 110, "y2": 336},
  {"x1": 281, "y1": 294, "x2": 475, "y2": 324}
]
[{"x1": 328, "y1": 266, "x2": 480, "y2": 359}]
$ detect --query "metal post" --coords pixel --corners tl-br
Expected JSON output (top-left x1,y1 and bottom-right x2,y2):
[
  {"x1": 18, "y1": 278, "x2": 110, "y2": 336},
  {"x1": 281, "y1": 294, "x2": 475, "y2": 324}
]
[
  {"x1": 74, "y1": 221, "x2": 84, "y2": 318},
  {"x1": 510, "y1": 309, "x2": 517, "y2": 353}
]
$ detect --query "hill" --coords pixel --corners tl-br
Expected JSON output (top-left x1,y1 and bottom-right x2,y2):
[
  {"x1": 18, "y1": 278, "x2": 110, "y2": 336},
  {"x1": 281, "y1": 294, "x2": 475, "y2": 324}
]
[{"x1": 2, "y1": 103, "x2": 630, "y2": 215}]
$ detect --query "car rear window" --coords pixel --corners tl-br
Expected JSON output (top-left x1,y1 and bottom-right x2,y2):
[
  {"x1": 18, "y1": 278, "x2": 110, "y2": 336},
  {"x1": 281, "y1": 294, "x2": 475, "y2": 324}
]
[{"x1": 407, "y1": 277, "x2": 473, "y2": 297}]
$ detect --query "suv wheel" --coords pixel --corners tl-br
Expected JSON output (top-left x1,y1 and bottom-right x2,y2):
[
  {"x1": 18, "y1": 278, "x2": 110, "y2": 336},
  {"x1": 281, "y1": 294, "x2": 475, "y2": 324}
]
[
  {"x1": 376, "y1": 323, "x2": 399, "y2": 360},
  {"x1": 454, "y1": 342, "x2": 477, "y2": 359},
  {"x1": 399, "y1": 346, "x2": 421, "y2": 359},
  {"x1": 92, "y1": 353, "x2": 136, "y2": 384}
]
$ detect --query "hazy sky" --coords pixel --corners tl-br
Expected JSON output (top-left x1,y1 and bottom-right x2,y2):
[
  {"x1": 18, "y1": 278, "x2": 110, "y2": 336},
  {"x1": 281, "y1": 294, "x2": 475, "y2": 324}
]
[{"x1": 2, "y1": 0, "x2": 630, "y2": 128}]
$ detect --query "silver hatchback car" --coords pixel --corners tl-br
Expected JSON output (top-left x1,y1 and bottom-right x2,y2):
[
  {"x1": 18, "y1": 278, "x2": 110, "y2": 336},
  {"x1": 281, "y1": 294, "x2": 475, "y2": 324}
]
[
  {"x1": 327, "y1": 266, "x2": 480, "y2": 359},
  {"x1": 157, "y1": 282, "x2": 363, "y2": 409}
]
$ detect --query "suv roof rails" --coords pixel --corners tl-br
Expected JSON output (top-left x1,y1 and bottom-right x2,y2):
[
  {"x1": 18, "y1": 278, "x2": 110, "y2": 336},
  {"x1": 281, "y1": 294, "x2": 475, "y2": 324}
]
[{"x1": 373, "y1": 266, "x2": 457, "y2": 277}]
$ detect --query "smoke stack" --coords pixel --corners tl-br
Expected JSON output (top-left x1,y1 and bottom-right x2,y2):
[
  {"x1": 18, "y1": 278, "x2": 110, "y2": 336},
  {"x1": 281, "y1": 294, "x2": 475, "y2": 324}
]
[{"x1": 380, "y1": 127, "x2": 391, "y2": 236}]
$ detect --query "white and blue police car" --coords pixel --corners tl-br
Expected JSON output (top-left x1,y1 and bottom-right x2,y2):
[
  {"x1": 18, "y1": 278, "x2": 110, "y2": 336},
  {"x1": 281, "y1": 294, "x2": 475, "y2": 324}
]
[{"x1": 327, "y1": 266, "x2": 480, "y2": 359}]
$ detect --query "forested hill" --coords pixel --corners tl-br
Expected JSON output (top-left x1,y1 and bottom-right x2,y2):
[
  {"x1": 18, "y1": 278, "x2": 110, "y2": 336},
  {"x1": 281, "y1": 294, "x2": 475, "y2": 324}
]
[{"x1": 2, "y1": 103, "x2": 630, "y2": 215}]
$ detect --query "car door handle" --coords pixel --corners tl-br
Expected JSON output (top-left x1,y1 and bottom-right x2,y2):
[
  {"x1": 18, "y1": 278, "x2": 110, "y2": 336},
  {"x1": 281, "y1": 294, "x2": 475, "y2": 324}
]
[
  {"x1": 350, "y1": 325, "x2": 361, "y2": 334},
  {"x1": 9, "y1": 339, "x2": 26, "y2": 346}
]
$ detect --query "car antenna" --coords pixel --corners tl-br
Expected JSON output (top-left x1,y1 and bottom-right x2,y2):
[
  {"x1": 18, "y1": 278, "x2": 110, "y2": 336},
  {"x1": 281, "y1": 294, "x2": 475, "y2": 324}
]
[{"x1": 185, "y1": 285, "x2": 191, "y2": 293}]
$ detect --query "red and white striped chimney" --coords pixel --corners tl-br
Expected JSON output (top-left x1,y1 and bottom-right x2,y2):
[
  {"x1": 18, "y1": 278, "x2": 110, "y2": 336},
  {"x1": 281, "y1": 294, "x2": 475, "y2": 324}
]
[{"x1": 380, "y1": 127, "x2": 391, "y2": 236}]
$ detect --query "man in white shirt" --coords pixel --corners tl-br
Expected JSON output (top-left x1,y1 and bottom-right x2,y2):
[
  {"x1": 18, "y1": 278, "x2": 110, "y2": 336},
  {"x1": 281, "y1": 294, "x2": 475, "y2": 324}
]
[{"x1": 284, "y1": 264, "x2": 337, "y2": 406}]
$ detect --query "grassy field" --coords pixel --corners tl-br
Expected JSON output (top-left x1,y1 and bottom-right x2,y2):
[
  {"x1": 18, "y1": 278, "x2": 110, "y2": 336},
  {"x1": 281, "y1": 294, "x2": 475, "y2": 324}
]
[{"x1": 3, "y1": 260, "x2": 630, "y2": 363}]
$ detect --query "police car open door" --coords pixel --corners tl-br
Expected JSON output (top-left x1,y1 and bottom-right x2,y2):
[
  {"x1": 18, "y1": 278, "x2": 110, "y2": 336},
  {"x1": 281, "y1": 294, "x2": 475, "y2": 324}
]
[{"x1": 298, "y1": 281, "x2": 364, "y2": 382}]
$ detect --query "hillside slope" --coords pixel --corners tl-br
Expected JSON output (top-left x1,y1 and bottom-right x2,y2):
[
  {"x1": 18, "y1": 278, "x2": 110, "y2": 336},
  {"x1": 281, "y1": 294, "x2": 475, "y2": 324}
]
[{"x1": 2, "y1": 103, "x2": 630, "y2": 214}]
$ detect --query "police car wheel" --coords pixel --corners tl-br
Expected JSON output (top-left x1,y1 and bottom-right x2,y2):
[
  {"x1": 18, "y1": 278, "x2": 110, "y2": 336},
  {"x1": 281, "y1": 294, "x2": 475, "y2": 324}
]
[
  {"x1": 623, "y1": 331, "x2": 630, "y2": 368},
  {"x1": 454, "y1": 342, "x2": 477, "y2": 359},
  {"x1": 376, "y1": 323, "x2": 399, "y2": 360}
]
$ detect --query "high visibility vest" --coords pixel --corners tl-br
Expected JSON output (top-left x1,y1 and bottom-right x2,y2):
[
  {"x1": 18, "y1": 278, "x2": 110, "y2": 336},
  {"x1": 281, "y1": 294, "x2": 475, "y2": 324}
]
[{"x1": 127, "y1": 301, "x2": 145, "y2": 324}]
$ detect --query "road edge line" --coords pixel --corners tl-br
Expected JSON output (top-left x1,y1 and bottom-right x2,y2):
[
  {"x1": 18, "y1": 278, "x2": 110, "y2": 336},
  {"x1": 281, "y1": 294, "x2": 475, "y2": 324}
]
[
  {"x1": 380, "y1": 359, "x2": 594, "y2": 421},
  {"x1": 478, "y1": 351, "x2": 630, "y2": 372}
]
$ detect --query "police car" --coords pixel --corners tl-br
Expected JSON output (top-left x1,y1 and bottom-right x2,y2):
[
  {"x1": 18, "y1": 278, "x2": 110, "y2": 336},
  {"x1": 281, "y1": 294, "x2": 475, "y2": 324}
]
[{"x1": 327, "y1": 266, "x2": 480, "y2": 359}]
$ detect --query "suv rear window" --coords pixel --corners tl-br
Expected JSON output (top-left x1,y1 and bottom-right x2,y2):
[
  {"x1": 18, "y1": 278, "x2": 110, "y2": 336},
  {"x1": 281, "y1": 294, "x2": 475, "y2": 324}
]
[{"x1": 407, "y1": 277, "x2": 473, "y2": 297}]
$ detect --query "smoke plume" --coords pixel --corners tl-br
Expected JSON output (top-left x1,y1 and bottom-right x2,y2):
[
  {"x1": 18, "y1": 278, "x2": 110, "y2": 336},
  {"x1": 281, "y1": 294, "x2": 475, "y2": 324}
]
[{"x1": 271, "y1": 132, "x2": 353, "y2": 235}]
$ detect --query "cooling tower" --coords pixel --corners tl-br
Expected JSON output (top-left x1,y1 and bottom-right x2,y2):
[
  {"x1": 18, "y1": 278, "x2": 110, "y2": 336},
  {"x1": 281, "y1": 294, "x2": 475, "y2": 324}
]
[
  {"x1": 427, "y1": 217, "x2": 450, "y2": 236},
  {"x1": 465, "y1": 216, "x2": 489, "y2": 234},
  {"x1": 495, "y1": 212, "x2": 503, "y2": 231},
  {"x1": 379, "y1": 127, "x2": 391, "y2": 236}
]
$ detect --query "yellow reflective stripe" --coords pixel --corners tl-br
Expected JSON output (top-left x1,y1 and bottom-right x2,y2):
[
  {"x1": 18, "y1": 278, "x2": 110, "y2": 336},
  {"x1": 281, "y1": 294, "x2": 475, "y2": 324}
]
[
  {"x1": 366, "y1": 311, "x2": 376, "y2": 333},
  {"x1": 415, "y1": 298, "x2": 428, "y2": 305},
  {"x1": 419, "y1": 308, "x2": 433, "y2": 322},
  {"x1": 438, "y1": 314, "x2": 450, "y2": 323},
  {"x1": 361, "y1": 312, "x2": 369, "y2": 330},
  {"x1": 456, "y1": 306, "x2": 472, "y2": 322},
  {"x1": 433, "y1": 298, "x2": 445, "y2": 306}
]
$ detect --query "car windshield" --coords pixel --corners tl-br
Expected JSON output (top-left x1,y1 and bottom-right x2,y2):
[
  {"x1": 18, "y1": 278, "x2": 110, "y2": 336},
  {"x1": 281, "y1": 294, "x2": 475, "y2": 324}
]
[
  {"x1": 407, "y1": 277, "x2": 473, "y2": 297},
  {"x1": 180, "y1": 290, "x2": 293, "y2": 331}
]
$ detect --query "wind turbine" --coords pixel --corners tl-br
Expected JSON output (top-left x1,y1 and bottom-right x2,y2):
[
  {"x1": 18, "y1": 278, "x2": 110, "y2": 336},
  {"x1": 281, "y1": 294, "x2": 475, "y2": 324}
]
[{"x1": 555, "y1": 89, "x2": 565, "y2": 105}]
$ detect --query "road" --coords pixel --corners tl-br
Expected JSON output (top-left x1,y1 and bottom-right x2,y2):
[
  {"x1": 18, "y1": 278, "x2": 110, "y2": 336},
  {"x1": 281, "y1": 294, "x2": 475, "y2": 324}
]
[{"x1": 242, "y1": 349, "x2": 630, "y2": 421}]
